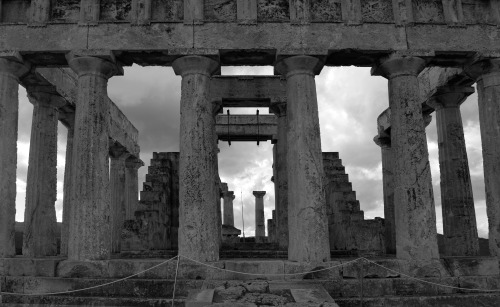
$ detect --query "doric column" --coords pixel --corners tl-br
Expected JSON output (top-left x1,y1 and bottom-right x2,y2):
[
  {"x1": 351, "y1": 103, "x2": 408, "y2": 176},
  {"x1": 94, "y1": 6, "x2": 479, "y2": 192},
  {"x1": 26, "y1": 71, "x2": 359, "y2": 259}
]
[
  {"x1": 427, "y1": 86, "x2": 479, "y2": 256},
  {"x1": 61, "y1": 114, "x2": 75, "y2": 257},
  {"x1": 109, "y1": 146, "x2": 129, "y2": 254},
  {"x1": 222, "y1": 191, "x2": 235, "y2": 226},
  {"x1": 124, "y1": 157, "x2": 143, "y2": 220},
  {"x1": 275, "y1": 55, "x2": 330, "y2": 262},
  {"x1": 66, "y1": 51, "x2": 122, "y2": 260},
  {"x1": 253, "y1": 191, "x2": 266, "y2": 238},
  {"x1": 465, "y1": 58, "x2": 500, "y2": 256},
  {"x1": 22, "y1": 87, "x2": 65, "y2": 257},
  {"x1": 0, "y1": 53, "x2": 30, "y2": 258},
  {"x1": 172, "y1": 55, "x2": 220, "y2": 261},
  {"x1": 372, "y1": 54, "x2": 439, "y2": 262},
  {"x1": 373, "y1": 134, "x2": 395, "y2": 255},
  {"x1": 270, "y1": 101, "x2": 289, "y2": 250}
]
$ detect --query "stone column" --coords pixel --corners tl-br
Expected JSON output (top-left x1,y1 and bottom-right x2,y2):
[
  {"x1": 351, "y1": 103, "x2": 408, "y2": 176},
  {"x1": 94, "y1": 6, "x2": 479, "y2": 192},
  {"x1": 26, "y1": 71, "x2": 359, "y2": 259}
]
[
  {"x1": 66, "y1": 51, "x2": 122, "y2": 261},
  {"x1": 124, "y1": 157, "x2": 142, "y2": 220},
  {"x1": 0, "y1": 54, "x2": 30, "y2": 258},
  {"x1": 172, "y1": 55, "x2": 220, "y2": 262},
  {"x1": 465, "y1": 58, "x2": 500, "y2": 256},
  {"x1": 373, "y1": 134, "x2": 395, "y2": 255},
  {"x1": 222, "y1": 191, "x2": 235, "y2": 226},
  {"x1": 61, "y1": 115, "x2": 75, "y2": 257},
  {"x1": 275, "y1": 55, "x2": 330, "y2": 262},
  {"x1": 427, "y1": 86, "x2": 479, "y2": 256},
  {"x1": 22, "y1": 88, "x2": 65, "y2": 257},
  {"x1": 270, "y1": 100, "x2": 289, "y2": 250},
  {"x1": 253, "y1": 191, "x2": 266, "y2": 238},
  {"x1": 372, "y1": 55, "x2": 439, "y2": 262},
  {"x1": 109, "y1": 146, "x2": 129, "y2": 254}
]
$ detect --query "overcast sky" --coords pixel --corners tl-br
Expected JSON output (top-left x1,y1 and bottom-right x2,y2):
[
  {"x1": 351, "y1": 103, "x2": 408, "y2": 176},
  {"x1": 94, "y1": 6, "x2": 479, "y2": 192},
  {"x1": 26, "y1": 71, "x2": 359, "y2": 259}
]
[{"x1": 14, "y1": 65, "x2": 488, "y2": 239}]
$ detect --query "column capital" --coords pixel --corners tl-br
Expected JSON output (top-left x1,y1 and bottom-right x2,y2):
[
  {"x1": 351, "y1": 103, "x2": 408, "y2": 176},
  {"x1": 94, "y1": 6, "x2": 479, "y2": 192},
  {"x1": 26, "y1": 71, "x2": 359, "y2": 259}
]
[
  {"x1": 27, "y1": 86, "x2": 67, "y2": 108},
  {"x1": 66, "y1": 50, "x2": 123, "y2": 79},
  {"x1": 270, "y1": 100, "x2": 287, "y2": 117},
  {"x1": 253, "y1": 191, "x2": 266, "y2": 198},
  {"x1": 222, "y1": 191, "x2": 234, "y2": 198},
  {"x1": 464, "y1": 58, "x2": 500, "y2": 85},
  {"x1": 372, "y1": 55, "x2": 426, "y2": 79},
  {"x1": 0, "y1": 52, "x2": 31, "y2": 80},
  {"x1": 373, "y1": 134, "x2": 391, "y2": 149},
  {"x1": 125, "y1": 156, "x2": 144, "y2": 169},
  {"x1": 172, "y1": 56, "x2": 219, "y2": 77},
  {"x1": 109, "y1": 144, "x2": 129, "y2": 159},
  {"x1": 423, "y1": 113, "x2": 433, "y2": 127},
  {"x1": 275, "y1": 55, "x2": 324, "y2": 78},
  {"x1": 426, "y1": 86, "x2": 475, "y2": 110}
]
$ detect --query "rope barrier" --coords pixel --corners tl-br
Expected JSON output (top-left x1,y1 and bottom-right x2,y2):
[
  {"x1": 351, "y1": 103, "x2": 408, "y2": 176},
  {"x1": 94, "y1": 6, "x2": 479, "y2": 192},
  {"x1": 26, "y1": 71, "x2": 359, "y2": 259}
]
[{"x1": 1, "y1": 255, "x2": 500, "y2": 298}]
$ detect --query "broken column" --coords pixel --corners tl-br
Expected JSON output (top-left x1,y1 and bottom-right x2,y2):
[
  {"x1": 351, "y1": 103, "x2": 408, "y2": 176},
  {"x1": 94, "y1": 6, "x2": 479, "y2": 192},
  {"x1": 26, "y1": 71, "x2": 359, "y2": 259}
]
[
  {"x1": 373, "y1": 134, "x2": 395, "y2": 255},
  {"x1": 23, "y1": 87, "x2": 65, "y2": 257},
  {"x1": 109, "y1": 146, "x2": 129, "y2": 254},
  {"x1": 0, "y1": 53, "x2": 30, "y2": 258},
  {"x1": 253, "y1": 191, "x2": 266, "y2": 238},
  {"x1": 427, "y1": 86, "x2": 479, "y2": 256},
  {"x1": 173, "y1": 55, "x2": 220, "y2": 261},
  {"x1": 275, "y1": 55, "x2": 330, "y2": 262},
  {"x1": 223, "y1": 191, "x2": 235, "y2": 226},
  {"x1": 124, "y1": 157, "x2": 143, "y2": 220},
  {"x1": 270, "y1": 100, "x2": 289, "y2": 250},
  {"x1": 465, "y1": 58, "x2": 500, "y2": 256},
  {"x1": 66, "y1": 51, "x2": 122, "y2": 260},
  {"x1": 61, "y1": 114, "x2": 75, "y2": 257},
  {"x1": 372, "y1": 54, "x2": 439, "y2": 262}
]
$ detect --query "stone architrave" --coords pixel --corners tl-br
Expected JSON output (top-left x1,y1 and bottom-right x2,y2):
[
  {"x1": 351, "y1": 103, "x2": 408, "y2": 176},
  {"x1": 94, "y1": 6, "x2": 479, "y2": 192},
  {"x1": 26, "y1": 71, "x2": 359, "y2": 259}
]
[
  {"x1": 61, "y1": 114, "x2": 75, "y2": 257},
  {"x1": 275, "y1": 55, "x2": 330, "y2": 262},
  {"x1": 427, "y1": 86, "x2": 479, "y2": 256},
  {"x1": 465, "y1": 58, "x2": 500, "y2": 256},
  {"x1": 172, "y1": 55, "x2": 220, "y2": 262},
  {"x1": 66, "y1": 51, "x2": 122, "y2": 261},
  {"x1": 270, "y1": 101, "x2": 289, "y2": 250},
  {"x1": 0, "y1": 54, "x2": 30, "y2": 258},
  {"x1": 223, "y1": 191, "x2": 235, "y2": 226},
  {"x1": 372, "y1": 55, "x2": 439, "y2": 262},
  {"x1": 253, "y1": 191, "x2": 266, "y2": 237},
  {"x1": 373, "y1": 134, "x2": 395, "y2": 255},
  {"x1": 109, "y1": 146, "x2": 129, "y2": 254},
  {"x1": 124, "y1": 157, "x2": 143, "y2": 220},
  {"x1": 22, "y1": 88, "x2": 65, "y2": 257}
]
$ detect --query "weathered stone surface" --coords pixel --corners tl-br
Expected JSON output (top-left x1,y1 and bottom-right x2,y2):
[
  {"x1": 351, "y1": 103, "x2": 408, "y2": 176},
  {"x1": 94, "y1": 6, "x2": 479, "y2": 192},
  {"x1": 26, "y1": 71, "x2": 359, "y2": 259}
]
[
  {"x1": 1, "y1": 257, "x2": 60, "y2": 277},
  {"x1": 216, "y1": 114, "x2": 277, "y2": 142},
  {"x1": 223, "y1": 260, "x2": 284, "y2": 280},
  {"x1": 253, "y1": 191, "x2": 266, "y2": 238},
  {"x1": 442, "y1": 257, "x2": 500, "y2": 277},
  {"x1": 66, "y1": 52, "x2": 122, "y2": 261},
  {"x1": 0, "y1": 54, "x2": 30, "y2": 258},
  {"x1": 427, "y1": 86, "x2": 479, "y2": 256},
  {"x1": 186, "y1": 289, "x2": 214, "y2": 307},
  {"x1": 173, "y1": 56, "x2": 220, "y2": 262},
  {"x1": 290, "y1": 287, "x2": 335, "y2": 303},
  {"x1": 373, "y1": 55, "x2": 439, "y2": 263},
  {"x1": 109, "y1": 147, "x2": 129, "y2": 254},
  {"x1": 275, "y1": 55, "x2": 330, "y2": 263},
  {"x1": 60, "y1": 119, "x2": 74, "y2": 257},
  {"x1": 283, "y1": 261, "x2": 341, "y2": 281},
  {"x1": 124, "y1": 157, "x2": 143, "y2": 220},
  {"x1": 222, "y1": 191, "x2": 235, "y2": 226}
]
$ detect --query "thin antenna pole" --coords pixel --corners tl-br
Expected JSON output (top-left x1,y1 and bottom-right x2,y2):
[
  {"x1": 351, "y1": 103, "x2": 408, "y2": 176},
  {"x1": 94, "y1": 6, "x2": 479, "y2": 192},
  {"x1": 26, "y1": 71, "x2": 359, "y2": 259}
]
[{"x1": 241, "y1": 190, "x2": 245, "y2": 241}]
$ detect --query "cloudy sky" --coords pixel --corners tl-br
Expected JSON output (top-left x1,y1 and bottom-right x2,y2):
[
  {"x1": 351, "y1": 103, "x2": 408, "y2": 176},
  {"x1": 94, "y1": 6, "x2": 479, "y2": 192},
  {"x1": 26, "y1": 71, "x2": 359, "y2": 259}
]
[{"x1": 14, "y1": 64, "x2": 488, "y2": 239}]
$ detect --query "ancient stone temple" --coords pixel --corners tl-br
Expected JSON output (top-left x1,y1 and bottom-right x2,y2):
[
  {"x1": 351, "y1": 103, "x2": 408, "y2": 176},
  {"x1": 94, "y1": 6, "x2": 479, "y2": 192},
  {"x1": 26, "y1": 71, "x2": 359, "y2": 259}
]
[{"x1": 1, "y1": 0, "x2": 500, "y2": 306}]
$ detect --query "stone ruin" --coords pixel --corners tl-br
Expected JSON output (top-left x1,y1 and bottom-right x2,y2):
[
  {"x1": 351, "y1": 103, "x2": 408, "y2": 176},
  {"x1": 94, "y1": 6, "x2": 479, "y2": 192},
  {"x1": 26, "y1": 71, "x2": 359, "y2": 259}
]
[{"x1": 1, "y1": 0, "x2": 500, "y2": 305}]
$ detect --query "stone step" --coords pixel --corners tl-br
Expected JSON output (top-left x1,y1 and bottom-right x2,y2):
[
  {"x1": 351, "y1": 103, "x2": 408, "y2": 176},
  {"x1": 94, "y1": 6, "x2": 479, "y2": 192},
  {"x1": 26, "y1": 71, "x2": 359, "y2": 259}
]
[
  {"x1": 326, "y1": 181, "x2": 353, "y2": 192},
  {"x1": 221, "y1": 242, "x2": 279, "y2": 250},
  {"x1": 1, "y1": 294, "x2": 185, "y2": 306}
]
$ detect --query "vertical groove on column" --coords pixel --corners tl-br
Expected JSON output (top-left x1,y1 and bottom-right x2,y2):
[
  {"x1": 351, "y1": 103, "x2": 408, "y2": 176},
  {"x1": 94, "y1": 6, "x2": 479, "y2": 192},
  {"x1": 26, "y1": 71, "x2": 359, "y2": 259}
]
[
  {"x1": 61, "y1": 125, "x2": 74, "y2": 256},
  {"x1": 110, "y1": 153, "x2": 127, "y2": 254}
]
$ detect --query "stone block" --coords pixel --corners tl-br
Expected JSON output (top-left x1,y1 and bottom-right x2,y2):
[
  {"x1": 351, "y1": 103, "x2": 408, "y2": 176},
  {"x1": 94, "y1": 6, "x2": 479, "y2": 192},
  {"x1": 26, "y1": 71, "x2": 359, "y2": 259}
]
[
  {"x1": 392, "y1": 277, "x2": 459, "y2": 296},
  {"x1": 2, "y1": 258, "x2": 60, "y2": 277},
  {"x1": 283, "y1": 261, "x2": 341, "y2": 280},
  {"x1": 398, "y1": 259, "x2": 450, "y2": 278},
  {"x1": 290, "y1": 287, "x2": 335, "y2": 303},
  {"x1": 342, "y1": 259, "x2": 400, "y2": 279},
  {"x1": 223, "y1": 260, "x2": 284, "y2": 280},
  {"x1": 442, "y1": 257, "x2": 499, "y2": 277},
  {"x1": 186, "y1": 289, "x2": 214, "y2": 307},
  {"x1": 457, "y1": 276, "x2": 500, "y2": 293},
  {"x1": 108, "y1": 259, "x2": 168, "y2": 279},
  {"x1": 57, "y1": 260, "x2": 109, "y2": 278},
  {"x1": 340, "y1": 279, "x2": 393, "y2": 298}
]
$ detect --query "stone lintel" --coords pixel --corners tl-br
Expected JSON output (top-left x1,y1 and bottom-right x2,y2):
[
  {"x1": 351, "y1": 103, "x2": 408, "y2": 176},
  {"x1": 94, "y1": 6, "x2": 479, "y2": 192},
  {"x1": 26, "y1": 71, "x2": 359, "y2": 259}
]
[{"x1": 216, "y1": 114, "x2": 277, "y2": 142}]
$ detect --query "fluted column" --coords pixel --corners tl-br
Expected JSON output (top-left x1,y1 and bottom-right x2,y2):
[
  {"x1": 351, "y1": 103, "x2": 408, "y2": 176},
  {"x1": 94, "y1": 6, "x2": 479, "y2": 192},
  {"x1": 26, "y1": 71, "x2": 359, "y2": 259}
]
[
  {"x1": 373, "y1": 134, "x2": 395, "y2": 255},
  {"x1": 372, "y1": 55, "x2": 439, "y2": 262},
  {"x1": 465, "y1": 58, "x2": 500, "y2": 256},
  {"x1": 23, "y1": 88, "x2": 65, "y2": 257},
  {"x1": 124, "y1": 157, "x2": 143, "y2": 220},
  {"x1": 427, "y1": 86, "x2": 479, "y2": 256},
  {"x1": 0, "y1": 54, "x2": 30, "y2": 258},
  {"x1": 66, "y1": 51, "x2": 122, "y2": 260},
  {"x1": 253, "y1": 191, "x2": 266, "y2": 238},
  {"x1": 61, "y1": 114, "x2": 75, "y2": 257},
  {"x1": 222, "y1": 191, "x2": 235, "y2": 226},
  {"x1": 109, "y1": 146, "x2": 129, "y2": 254},
  {"x1": 270, "y1": 101, "x2": 289, "y2": 250},
  {"x1": 275, "y1": 55, "x2": 330, "y2": 262},
  {"x1": 172, "y1": 55, "x2": 220, "y2": 261}
]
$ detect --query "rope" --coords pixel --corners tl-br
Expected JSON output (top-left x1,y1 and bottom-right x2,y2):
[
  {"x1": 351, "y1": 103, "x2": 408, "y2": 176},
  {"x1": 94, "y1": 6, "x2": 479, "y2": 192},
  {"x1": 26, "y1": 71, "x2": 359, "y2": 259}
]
[{"x1": 171, "y1": 255, "x2": 181, "y2": 307}]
